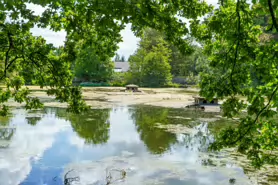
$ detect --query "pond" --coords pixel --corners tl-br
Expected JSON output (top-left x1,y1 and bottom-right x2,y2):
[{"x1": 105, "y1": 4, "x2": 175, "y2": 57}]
[{"x1": 0, "y1": 105, "x2": 273, "y2": 185}]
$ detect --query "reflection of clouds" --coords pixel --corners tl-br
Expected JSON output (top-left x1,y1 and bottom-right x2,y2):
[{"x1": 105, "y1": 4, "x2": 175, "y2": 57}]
[
  {"x1": 69, "y1": 136, "x2": 86, "y2": 149},
  {"x1": 160, "y1": 122, "x2": 213, "y2": 164},
  {"x1": 109, "y1": 107, "x2": 141, "y2": 144},
  {"x1": 69, "y1": 108, "x2": 142, "y2": 152},
  {"x1": 64, "y1": 154, "x2": 252, "y2": 185},
  {"x1": 66, "y1": 108, "x2": 147, "y2": 165},
  {"x1": 66, "y1": 112, "x2": 252, "y2": 185},
  {"x1": 0, "y1": 111, "x2": 68, "y2": 185}
]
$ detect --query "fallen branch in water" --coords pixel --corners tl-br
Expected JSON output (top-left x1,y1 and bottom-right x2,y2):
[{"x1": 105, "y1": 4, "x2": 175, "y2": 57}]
[
  {"x1": 52, "y1": 167, "x2": 126, "y2": 185},
  {"x1": 64, "y1": 169, "x2": 80, "y2": 185},
  {"x1": 106, "y1": 168, "x2": 127, "y2": 185}
]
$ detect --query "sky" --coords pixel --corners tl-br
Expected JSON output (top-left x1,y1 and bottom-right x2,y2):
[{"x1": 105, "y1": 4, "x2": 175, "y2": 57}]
[{"x1": 29, "y1": 0, "x2": 219, "y2": 59}]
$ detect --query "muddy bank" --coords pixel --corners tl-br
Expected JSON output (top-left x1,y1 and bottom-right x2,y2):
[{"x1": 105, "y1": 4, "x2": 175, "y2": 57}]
[{"x1": 7, "y1": 86, "x2": 213, "y2": 110}]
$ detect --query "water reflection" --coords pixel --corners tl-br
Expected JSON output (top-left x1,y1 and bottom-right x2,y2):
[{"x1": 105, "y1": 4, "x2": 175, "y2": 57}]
[
  {"x1": 178, "y1": 122, "x2": 214, "y2": 152},
  {"x1": 130, "y1": 106, "x2": 177, "y2": 154},
  {"x1": 0, "y1": 116, "x2": 14, "y2": 148},
  {"x1": 0, "y1": 111, "x2": 68, "y2": 185},
  {"x1": 25, "y1": 117, "x2": 42, "y2": 126},
  {"x1": 0, "y1": 116, "x2": 11, "y2": 126},
  {"x1": 0, "y1": 106, "x2": 272, "y2": 185},
  {"x1": 67, "y1": 109, "x2": 110, "y2": 145}
]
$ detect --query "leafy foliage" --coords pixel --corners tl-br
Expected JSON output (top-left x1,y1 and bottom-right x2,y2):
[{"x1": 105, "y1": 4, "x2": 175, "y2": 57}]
[
  {"x1": 191, "y1": 0, "x2": 278, "y2": 168},
  {"x1": 128, "y1": 28, "x2": 172, "y2": 87},
  {"x1": 128, "y1": 28, "x2": 209, "y2": 87},
  {"x1": 0, "y1": 0, "x2": 212, "y2": 115},
  {"x1": 74, "y1": 45, "x2": 114, "y2": 83},
  {"x1": 129, "y1": 31, "x2": 172, "y2": 87},
  {"x1": 110, "y1": 72, "x2": 127, "y2": 87}
]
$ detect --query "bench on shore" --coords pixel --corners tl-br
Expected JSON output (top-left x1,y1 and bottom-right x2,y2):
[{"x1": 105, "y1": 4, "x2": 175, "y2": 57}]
[{"x1": 125, "y1": 84, "x2": 141, "y2": 92}]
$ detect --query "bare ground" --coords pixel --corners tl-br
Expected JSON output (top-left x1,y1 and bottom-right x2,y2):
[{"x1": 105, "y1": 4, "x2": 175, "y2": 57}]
[
  {"x1": 7, "y1": 86, "x2": 198, "y2": 108},
  {"x1": 5, "y1": 86, "x2": 222, "y2": 112}
]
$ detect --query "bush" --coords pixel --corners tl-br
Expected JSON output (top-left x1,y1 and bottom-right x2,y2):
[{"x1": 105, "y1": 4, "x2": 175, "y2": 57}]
[
  {"x1": 186, "y1": 73, "x2": 199, "y2": 85},
  {"x1": 163, "y1": 83, "x2": 188, "y2": 88},
  {"x1": 110, "y1": 82, "x2": 126, "y2": 87},
  {"x1": 109, "y1": 73, "x2": 127, "y2": 87}
]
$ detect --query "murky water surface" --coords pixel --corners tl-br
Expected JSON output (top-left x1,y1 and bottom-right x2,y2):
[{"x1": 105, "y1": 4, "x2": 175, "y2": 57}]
[{"x1": 0, "y1": 106, "x2": 274, "y2": 185}]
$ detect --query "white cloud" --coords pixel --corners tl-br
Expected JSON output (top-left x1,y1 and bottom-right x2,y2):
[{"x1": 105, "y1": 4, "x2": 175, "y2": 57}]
[
  {"x1": 31, "y1": 26, "x2": 67, "y2": 47},
  {"x1": 206, "y1": 0, "x2": 220, "y2": 7},
  {"x1": 26, "y1": 3, "x2": 45, "y2": 16},
  {"x1": 116, "y1": 24, "x2": 140, "y2": 59}
]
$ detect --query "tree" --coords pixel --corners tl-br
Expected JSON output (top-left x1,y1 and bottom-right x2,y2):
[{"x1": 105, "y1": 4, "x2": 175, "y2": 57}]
[
  {"x1": 115, "y1": 53, "x2": 121, "y2": 62},
  {"x1": 74, "y1": 45, "x2": 114, "y2": 82},
  {"x1": 128, "y1": 28, "x2": 208, "y2": 86},
  {"x1": 120, "y1": 55, "x2": 125, "y2": 62},
  {"x1": 0, "y1": 0, "x2": 212, "y2": 115},
  {"x1": 191, "y1": 0, "x2": 278, "y2": 167},
  {"x1": 171, "y1": 45, "x2": 209, "y2": 78},
  {"x1": 141, "y1": 43, "x2": 172, "y2": 87},
  {"x1": 128, "y1": 28, "x2": 172, "y2": 87}
]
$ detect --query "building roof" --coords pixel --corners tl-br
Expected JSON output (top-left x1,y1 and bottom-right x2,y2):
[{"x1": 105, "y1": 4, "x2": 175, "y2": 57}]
[{"x1": 114, "y1": 62, "x2": 130, "y2": 72}]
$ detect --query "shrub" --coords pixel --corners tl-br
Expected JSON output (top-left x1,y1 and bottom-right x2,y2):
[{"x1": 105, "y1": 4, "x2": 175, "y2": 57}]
[{"x1": 109, "y1": 72, "x2": 127, "y2": 87}]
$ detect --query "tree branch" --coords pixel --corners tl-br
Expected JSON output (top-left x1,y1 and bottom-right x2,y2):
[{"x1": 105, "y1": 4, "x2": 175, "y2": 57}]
[
  {"x1": 230, "y1": 85, "x2": 278, "y2": 145},
  {"x1": 268, "y1": 0, "x2": 278, "y2": 32},
  {"x1": 0, "y1": 56, "x2": 20, "y2": 81},
  {"x1": 230, "y1": 0, "x2": 241, "y2": 92},
  {"x1": 2, "y1": 31, "x2": 16, "y2": 80},
  {"x1": 36, "y1": 51, "x2": 66, "y2": 86},
  {"x1": 4, "y1": 44, "x2": 11, "y2": 78},
  {"x1": 27, "y1": 55, "x2": 60, "y2": 85}
]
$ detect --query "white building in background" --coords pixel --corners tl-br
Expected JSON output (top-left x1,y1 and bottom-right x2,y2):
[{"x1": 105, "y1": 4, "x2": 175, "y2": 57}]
[{"x1": 114, "y1": 62, "x2": 130, "y2": 72}]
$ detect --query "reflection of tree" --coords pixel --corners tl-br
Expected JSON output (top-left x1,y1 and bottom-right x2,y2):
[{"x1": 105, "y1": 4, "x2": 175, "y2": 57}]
[
  {"x1": 45, "y1": 107, "x2": 68, "y2": 118},
  {"x1": 26, "y1": 117, "x2": 42, "y2": 126},
  {"x1": 130, "y1": 106, "x2": 177, "y2": 154},
  {"x1": 0, "y1": 116, "x2": 11, "y2": 127},
  {"x1": 178, "y1": 123, "x2": 214, "y2": 152},
  {"x1": 0, "y1": 128, "x2": 15, "y2": 141},
  {"x1": 0, "y1": 116, "x2": 14, "y2": 148},
  {"x1": 41, "y1": 107, "x2": 111, "y2": 145},
  {"x1": 68, "y1": 109, "x2": 111, "y2": 145}
]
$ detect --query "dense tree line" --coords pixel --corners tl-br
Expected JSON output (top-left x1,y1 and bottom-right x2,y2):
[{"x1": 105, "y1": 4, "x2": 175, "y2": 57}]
[{"x1": 125, "y1": 28, "x2": 209, "y2": 87}]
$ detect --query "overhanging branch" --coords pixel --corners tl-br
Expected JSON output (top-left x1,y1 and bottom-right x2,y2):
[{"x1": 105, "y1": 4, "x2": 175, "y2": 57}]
[
  {"x1": 230, "y1": 85, "x2": 278, "y2": 145},
  {"x1": 230, "y1": 0, "x2": 241, "y2": 92},
  {"x1": 268, "y1": 0, "x2": 278, "y2": 32}
]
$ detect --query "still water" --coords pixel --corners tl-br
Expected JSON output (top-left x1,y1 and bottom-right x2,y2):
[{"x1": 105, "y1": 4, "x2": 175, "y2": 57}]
[{"x1": 0, "y1": 106, "x2": 257, "y2": 185}]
